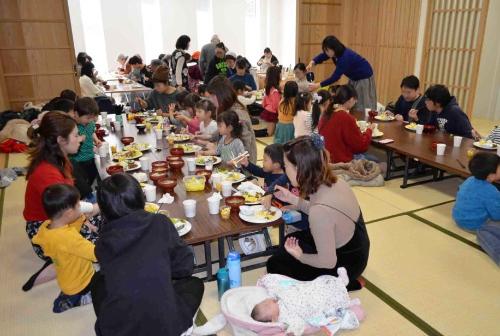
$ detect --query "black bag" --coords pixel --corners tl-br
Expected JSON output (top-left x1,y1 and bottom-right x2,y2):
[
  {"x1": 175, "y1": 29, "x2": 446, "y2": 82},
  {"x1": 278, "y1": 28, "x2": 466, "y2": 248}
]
[
  {"x1": 20, "y1": 108, "x2": 40, "y2": 123},
  {"x1": 0, "y1": 110, "x2": 22, "y2": 131}
]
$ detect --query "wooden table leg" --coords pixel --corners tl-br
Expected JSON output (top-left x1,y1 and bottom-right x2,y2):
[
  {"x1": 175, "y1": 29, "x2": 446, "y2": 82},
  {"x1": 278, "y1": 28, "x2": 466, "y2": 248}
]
[
  {"x1": 401, "y1": 155, "x2": 411, "y2": 188},
  {"x1": 385, "y1": 150, "x2": 394, "y2": 180},
  {"x1": 218, "y1": 237, "x2": 226, "y2": 268},
  {"x1": 204, "y1": 241, "x2": 213, "y2": 281}
]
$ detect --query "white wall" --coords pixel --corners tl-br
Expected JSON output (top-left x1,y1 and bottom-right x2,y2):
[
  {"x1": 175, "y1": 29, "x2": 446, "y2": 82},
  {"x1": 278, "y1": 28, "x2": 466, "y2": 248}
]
[
  {"x1": 68, "y1": 0, "x2": 296, "y2": 73},
  {"x1": 472, "y1": 0, "x2": 500, "y2": 121}
]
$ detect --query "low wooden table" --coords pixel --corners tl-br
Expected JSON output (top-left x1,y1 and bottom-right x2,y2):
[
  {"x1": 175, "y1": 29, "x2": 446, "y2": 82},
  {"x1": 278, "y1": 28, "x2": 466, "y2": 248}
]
[
  {"x1": 365, "y1": 118, "x2": 493, "y2": 188},
  {"x1": 96, "y1": 118, "x2": 284, "y2": 280}
]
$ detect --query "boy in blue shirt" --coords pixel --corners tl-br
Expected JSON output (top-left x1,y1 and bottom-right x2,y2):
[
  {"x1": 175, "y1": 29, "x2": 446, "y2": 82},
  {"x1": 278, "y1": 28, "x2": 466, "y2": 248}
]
[
  {"x1": 453, "y1": 152, "x2": 500, "y2": 230},
  {"x1": 229, "y1": 58, "x2": 257, "y2": 91},
  {"x1": 238, "y1": 144, "x2": 284, "y2": 191}
]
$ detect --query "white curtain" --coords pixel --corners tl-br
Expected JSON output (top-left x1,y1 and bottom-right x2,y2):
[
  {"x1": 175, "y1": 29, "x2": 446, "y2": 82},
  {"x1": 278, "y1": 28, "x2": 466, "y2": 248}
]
[{"x1": 68, "y1": 0, "x2": 296, "y2": 73}]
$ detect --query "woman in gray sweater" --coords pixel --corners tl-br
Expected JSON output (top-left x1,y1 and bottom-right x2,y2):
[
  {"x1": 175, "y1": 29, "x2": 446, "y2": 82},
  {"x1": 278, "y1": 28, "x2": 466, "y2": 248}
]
[{"x1": 264, "y1": 134, "x2": 370, "y2": 291}]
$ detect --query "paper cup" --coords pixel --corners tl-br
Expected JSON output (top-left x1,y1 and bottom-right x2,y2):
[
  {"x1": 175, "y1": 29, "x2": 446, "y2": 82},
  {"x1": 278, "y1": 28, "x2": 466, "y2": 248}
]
[
  {"x1": 155, "y1": 128, "x2": 163, "y2": 140},
  {"x1": 208, "y1": 198, "x2": 220, "y2": 215},
  {"x1": 211, "y1": 173, "x2": 222, "y2": 190},
  {"x1": 221, "y1": 181, "x2": 232, "y2": 197},
  {"x1": 144, "y1": 185, "x2": 157, "y2": 202},
  {"x1": 364, "y1": 108, "x2": 370, "y2": 119},
  {"x1": 139, "y1": 157, "x2": 151, "y2": 172},
  {"x1": 183, "y1": 199, "x2": 197, "y2": 218},
  {"x1": 99, "y1": 142, "x2": 109, "y2": 158},
  {"x1": 372, "y1": 123, "x2": 379, "y2": 132},
  {"x1": 436, "y1": 143, "x2": 446, "y2": 156},
  {"x1": 100, "y1": 111, "x2": 108, "y2": 122},
  {"x1": 205, "y1": 160, "x2": 214, "y2": 171},
  {"x1": 453, "y1": 136, "x2": 463, "y2": 147},
  {"x1": 186, "y1": 157, "x2": 196, "y2": 171},
  {"x1": 416, "y1": 124, "x2": 424, "y2": 135}
]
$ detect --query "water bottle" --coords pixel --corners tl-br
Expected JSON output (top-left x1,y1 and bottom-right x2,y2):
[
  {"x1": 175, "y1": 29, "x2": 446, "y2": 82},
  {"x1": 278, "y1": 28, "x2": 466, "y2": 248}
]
[
  {"x1": 226, "y1": 251, "x2": 241, "y2": 288},
  {"x1": 216, "y1": 268, "x2": 230, "y2": 300},
  {"x1": 282, "y1": 210, "x2": 302, "y2": 224}
]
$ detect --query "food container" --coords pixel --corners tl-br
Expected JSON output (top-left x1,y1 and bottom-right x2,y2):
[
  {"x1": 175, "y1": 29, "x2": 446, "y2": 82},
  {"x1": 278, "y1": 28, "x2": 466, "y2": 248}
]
[
  {"x1": 169, "y1": 160, "x2": 185, "y2": 171},
  {"x1": 152, "y1": 161, "x2": 168, "y2": 169},
  {"x1": 195, "y1": 169, "x2": 212, "y2": 183},
  {"x1": 183, "y1": 175, "x2": 206, "y2": 191},
  {"x1": 106, "y1": 164, "x2": 124, "y2": 175},
  {"x1": 220, "y1": 206, "x2": 231, "y2": 220},
  {"x1": 120, "y1": 136, "x2": 134, "y2": 146},
  {"x1": 150, "y1": 171, "x2": 168, "y2": 184},
  {"x1": 170, "y1": 147, "x2": 185, "y2": 157}
]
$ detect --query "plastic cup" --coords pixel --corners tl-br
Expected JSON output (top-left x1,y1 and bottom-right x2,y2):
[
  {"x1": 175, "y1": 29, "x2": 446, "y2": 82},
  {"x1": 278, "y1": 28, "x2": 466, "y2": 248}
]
[
  {"x1": 186, "y1": 157, "x2": 196, "y2": 171},
  {"x1": 155, "y1": 128, "x2": 163, "y2": 140},
  {"x1": 416, "y1": 124, "x2": 424, "y2": 135},
  {"x1": 208, "y1": 198, "x2": 220, "y2": 215},
  {"x1": 205, "y1": 160, "x2": 214, "y2": 171},
  {"x1": 436, "y1": 143, "x2": 446, "y2": 156},
  {"x1": 183, "y1": 199, "x2": 197, "y2": 218},
  {"x1": 99, "y1": 142, "x2": 109, "y2": 158},
  {"x1": 221, "y1": 181, "x2": 232, "y2": 197},
  {"x1": 144, "y1": 185, "x2": 157, "y2": 202},
  {"x1": 139, "y1": 157, "x2": 151, "y2": 172},
  {"x1": 453, "y1": 136, "x2": 463, "y2": 147},
  {"x1": 211, "y1": 173, "x2": 222, "y2": 191}
]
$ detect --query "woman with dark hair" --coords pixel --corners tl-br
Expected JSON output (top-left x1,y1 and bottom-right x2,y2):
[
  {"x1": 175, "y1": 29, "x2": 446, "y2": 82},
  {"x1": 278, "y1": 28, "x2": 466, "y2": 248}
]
[
  {"x1": 257, "y1": 47, "x2": 279, "y2": 71},
  {"x1": 171, "y1": 35, "x2": 191, "y2": 90},
  {"x1": 264, "y1": 135, "x2": 370, "y2": 291},
  {"x1": 204, "y1": 42, "x2": 228, "y2": 84},
  {"x1": 95, "y1": 173, "x2": 204, "y2": 336},
  {"x1": 307, "y1": 35, "x2": 376, "y2": 112},
  {"x1": 23, "y1": 112, "x2": 99, "y2": 289},
  {"x1": 311, "y1": 90, "x2": 331, "y2": 132},
  {"x1": 206, "y1": 76, "x2": 257, "y2": 163},
  {"x1": 137, "y1": 65, "x2": 179, "y2": 113},
  {"x1": 318, "y1": 85, "x2": 375, "y2": 163},
  {"x1": 79, "y1": 62, "x2": 106, "y2": 98},
  {"x1": 260, "y1": 65, "x2": 282, "y2": 136}
]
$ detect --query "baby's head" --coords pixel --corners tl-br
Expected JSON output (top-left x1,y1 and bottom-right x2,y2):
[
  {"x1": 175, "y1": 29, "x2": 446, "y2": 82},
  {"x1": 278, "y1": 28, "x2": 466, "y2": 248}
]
[{"x1": 251, "y1": 298, "x2": 279, "y2": 323}]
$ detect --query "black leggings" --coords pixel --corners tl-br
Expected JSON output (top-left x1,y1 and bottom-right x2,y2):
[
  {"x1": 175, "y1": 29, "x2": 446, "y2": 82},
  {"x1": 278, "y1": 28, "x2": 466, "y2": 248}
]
[
  {"x1": 91, "y1": 274, "x2": 204, "y2": 318},
  {"x1": 267, "y1": 214, "x2": 370, "y2": 291}
]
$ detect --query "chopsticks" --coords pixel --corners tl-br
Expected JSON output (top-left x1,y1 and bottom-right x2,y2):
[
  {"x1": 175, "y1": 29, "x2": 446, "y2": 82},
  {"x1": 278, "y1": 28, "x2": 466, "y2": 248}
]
[
  {"x1": 456, "y1": 159, "x2": 466, "y2": 169},
  {"x1": 231, "y1": 151, "x2": 250, "y2": 165}
]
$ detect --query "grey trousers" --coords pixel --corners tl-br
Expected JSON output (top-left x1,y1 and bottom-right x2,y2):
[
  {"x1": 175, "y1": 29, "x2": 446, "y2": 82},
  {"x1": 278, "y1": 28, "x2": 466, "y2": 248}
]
[{"x1": 349, "y1": 75, "x2": 377, "y2": 112}]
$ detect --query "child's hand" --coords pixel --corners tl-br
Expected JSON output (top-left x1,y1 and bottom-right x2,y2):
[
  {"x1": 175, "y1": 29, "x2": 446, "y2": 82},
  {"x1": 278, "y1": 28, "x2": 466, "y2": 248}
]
[
  {"x1": 168, "y1": 103, "x2": 176, "y2": 114},
  {"x1": 260, "y1": 194, "x2": 273, "y2": 209},
  {"x1": 84, "y1": 219, "x2": 98, "y2": 233},
  {"x1": 408, "y1": 109, "x2": 419, "y2": 121},
  {"x1": 284, "y1": 237, "x2": 303, "y2": 260},
  {"x1": 238, "y1": 156, "x2": 249, "y2": 167},
  {"x1": 395, "y1": 114, "x2": 403, "y2": 121}
]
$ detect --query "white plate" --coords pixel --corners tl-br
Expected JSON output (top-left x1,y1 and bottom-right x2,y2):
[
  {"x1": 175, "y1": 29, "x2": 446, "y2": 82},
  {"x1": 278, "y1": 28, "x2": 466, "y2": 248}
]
[
  {"x1": 115, "y1": 161, "x2": 141, "y2": 172},
  {"x1": 372, "y1": 131, "x2": 384, "y2": 138},
  {"x1": 123, "y1": 143, "x2": 152, "y2": 152},
  {"x1": 473, "y1": 141, "x2": 497, "y2": 150},
  {"x1": 195, "y1": 156, "x2": 222, "y2": 166},
  {"x1": 174, "y1": 143, "x2": 202, "y2": 154},
  {"x1": 374, "y1": 115, "x2": 395, "y2": 122},
  {"x1": 113, "y1": 150, "x2": 143, "y2": 161},
  {"x1": 233, "y1": 191, "x2": 264, "y2": 205},
  {"x1": 171, "y1": 218, "x2": 192, "y2": 237},
  {"x1": 404, "y1": 124, "x2": 417, "y2": 132},
  {"x1": 168, "y1": 134, "x2": 192, "y2": 142},
  {"x1": 221, "y1": 171, "x2": 246, "y2": 184},
  {"x1": 239, "y1": 205, "x2": 282, "y2": 224}
]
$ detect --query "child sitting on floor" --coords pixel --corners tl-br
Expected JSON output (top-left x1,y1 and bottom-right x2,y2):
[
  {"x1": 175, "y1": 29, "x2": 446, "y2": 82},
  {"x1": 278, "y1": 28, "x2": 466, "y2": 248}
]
[
  {"x1": 252, "y1": 269, "x2": 364, "y2": 336},
  {"x1": 236, "y1": 143, "x2": 284, "y2": 191},
  {"x1": 193, "y1": 99, "x2": 218, "y2": 144},
  {"x1": 453, "y1": 152, "x2": 500, "y2": 231},
  {"x1": 32, "y1": 184, "x2": 99, "y2": 313}
]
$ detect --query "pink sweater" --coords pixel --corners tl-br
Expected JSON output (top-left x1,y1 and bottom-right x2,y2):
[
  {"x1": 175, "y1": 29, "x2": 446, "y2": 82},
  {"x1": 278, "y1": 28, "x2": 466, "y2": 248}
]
[{"x1": 262, "y1": 87, "x2": 281, "y2": 113}]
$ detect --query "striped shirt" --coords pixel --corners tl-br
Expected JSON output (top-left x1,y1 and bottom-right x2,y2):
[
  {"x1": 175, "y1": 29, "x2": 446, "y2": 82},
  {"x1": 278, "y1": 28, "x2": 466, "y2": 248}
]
[
  {"x1": 486, "y1": 126, "x2": 500, "y2": 144},
  {"x1": 71, "y1": 122, "x2": 95, "y2": 162},
  {"x1": 216, "y1": 136, "x2": 245, "y2": 163}
]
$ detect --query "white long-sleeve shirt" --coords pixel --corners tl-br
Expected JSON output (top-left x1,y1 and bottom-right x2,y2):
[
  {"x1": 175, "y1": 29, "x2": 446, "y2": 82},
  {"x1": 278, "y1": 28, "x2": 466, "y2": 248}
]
[
  {"x1": 293, "y1": 110, "x2": 312, "y2": 137},
  {"x1": 79, "y1": 75, "x2": 105, "y2": 98}
]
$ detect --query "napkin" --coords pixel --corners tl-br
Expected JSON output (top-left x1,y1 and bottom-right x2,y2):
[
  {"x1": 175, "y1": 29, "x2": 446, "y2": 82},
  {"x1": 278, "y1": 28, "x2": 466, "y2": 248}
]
[
  {"x1": 236, "y1": 181, "x2": 265, "y2": 194},
  {"x1": 158, "y1": 193, "x2": 174, "y2": 204},
  {"x1": 132, "y1": 172, "x2": 148, "y2": 183}
]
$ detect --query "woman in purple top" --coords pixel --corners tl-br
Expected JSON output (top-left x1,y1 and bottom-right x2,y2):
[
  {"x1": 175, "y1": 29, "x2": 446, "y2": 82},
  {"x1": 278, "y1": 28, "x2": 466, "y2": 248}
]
[{"x1": 307, "y1": 35, "x2": 376, "y2": 112}]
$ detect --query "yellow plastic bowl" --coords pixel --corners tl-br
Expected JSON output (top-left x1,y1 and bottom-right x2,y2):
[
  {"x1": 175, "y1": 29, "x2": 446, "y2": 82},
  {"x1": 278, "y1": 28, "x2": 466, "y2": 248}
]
[{"x1": 183, "y1": 175, "x2": 206, "y2": 191}]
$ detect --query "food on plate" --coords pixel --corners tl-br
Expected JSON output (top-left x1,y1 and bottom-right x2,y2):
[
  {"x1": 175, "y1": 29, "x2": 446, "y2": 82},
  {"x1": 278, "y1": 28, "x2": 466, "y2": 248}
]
[
  {"x1": 144, "y1": 202, "x2": 159, "y2": 213},
  {"x1": 124, "y1": 143, "x2": 151, "y2": 152},
  {"x1": 195, "y1": 156, "x2": 217, "y2": 165},
  {"x1": 117, "y1": 160, "x2": 140, "y2": 171},
  {"x1": 174, "y1": 143, "x2": 200, "y2": 153},
  {"x1": 171, "y1": 218, "x2": 188, "y2": 231},
  {"x1": 478, "y1": 139, "x2": 494, "y2": 147},
  {"x1": 375, "y1": 112, "x2": 394, "y2": 121},
  {"x1": 241, "y1": 191, "x2": 263, "y2": 203},
  {"x1": 408, "y1": 122, "x2": 417, "y2": 130},
  {"x1": 223, "y1": 172, "x2": 245, "y2": 182},
  {"x1": 113, "y1": 149, "x2": 142, "y2": 161},
  {"x1": 256, "y1": 209, "x2": 277, "y2": 221},
  {"x1": 167, "y1": 133, "x2": 191, "y2": 142}
]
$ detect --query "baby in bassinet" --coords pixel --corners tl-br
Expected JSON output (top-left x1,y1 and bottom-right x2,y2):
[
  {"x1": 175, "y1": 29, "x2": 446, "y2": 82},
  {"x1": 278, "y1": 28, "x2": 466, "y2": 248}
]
[{"x1": 251, "y1": 268, "x2": 364, "y2": 336}]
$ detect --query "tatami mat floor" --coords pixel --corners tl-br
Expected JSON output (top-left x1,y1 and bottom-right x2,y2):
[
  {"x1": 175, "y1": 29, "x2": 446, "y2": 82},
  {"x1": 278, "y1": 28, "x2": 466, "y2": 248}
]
[{"x1": 1, "y1": 145, "x2": 498, "y2": 335}]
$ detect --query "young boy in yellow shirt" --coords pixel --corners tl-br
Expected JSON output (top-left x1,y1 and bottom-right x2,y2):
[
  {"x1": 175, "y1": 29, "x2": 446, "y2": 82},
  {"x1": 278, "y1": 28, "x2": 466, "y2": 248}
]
[{"x1": 32, "y1": 184, "x2": 99, "y2": 313}]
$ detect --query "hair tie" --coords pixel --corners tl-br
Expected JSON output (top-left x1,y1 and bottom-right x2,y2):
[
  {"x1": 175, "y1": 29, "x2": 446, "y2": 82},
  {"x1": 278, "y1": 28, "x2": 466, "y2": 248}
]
[
  {"x1": 312, "y1": 93, "x2": 322, "y2": 104},
  {"x1": 311, "y1": 133, "x2": 325, "y2": 150}
]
